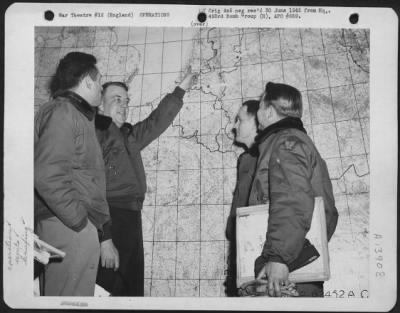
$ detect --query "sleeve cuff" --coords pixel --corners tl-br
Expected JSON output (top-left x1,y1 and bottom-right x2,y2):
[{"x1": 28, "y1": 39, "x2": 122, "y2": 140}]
[
  {"x1": 173, "y1": 86, "x2": 185, "y2": 99},
  {"x1": 101, "y1": 220, "x2": 112, "y2": 242},
  {"x1": 254, "y1": 255, "x2": 268, "y2": 277},
  {"x1": 267, "y1": 255, "x2": 286, "y2": 264},
  {"x1": 255, "y1": 254, "x2": 287, "y2": 277}
]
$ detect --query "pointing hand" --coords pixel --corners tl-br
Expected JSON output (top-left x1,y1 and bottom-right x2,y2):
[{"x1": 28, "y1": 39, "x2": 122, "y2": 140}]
[{"x1": 179, "y1": 65, "x2": 199, "y2": 91}]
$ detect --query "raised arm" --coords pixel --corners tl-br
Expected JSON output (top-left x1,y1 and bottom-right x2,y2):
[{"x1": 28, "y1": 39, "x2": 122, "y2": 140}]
[{"x1": 125, "y1": 67, "x2": 198, "y2": 150}]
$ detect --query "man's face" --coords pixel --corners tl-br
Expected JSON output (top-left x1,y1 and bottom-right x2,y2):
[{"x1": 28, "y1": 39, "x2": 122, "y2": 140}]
[
  {"x1": 89, "y1": 69, "x2": 103, "y2": 107},
  {"x1": 257, "y1": 94, "x2": 271, "y2": 130},
  {"x1": 101, "y1": 85, "x2": 129, "y2": 127},
  {"x1": 233, "y1": 105, "x2": 258, "y2": 147}
]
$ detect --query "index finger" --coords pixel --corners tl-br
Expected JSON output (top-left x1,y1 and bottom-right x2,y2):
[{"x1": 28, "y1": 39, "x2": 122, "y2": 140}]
[
  {"x1": 273, "y1": 280, "x2": 281, "y2": 297},
  {"x1": 181, "y1": 65, "x2": 192, "y2": 78},
  {"x1": 268, "y1": 279, "x2": 274, "y2": 297},
  {"x1": 114, "y1": 254, "x2": 120, "y2": 271}
]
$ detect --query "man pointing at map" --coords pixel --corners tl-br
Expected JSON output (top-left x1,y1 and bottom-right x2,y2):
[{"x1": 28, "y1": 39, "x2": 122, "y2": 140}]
[{"x1": 95, "y1": 67, "x2": 198, "y2": 296}]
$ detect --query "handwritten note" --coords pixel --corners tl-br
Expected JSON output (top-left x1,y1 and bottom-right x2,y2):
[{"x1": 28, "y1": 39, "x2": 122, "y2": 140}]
[{"x1": 4, "y1": 218, "x2": 34, "y2": 271}]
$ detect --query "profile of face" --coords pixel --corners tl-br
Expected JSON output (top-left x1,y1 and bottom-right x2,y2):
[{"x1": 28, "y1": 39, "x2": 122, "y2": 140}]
[
  {"x1": 85, "y1": 68, "x2": 103, "y2": 107},
  {"x1": 233, "y1": 105, "x2": 258, "y2": 148},
  {"x1": 257, "y1": 93, "x2": 271, "y2": 130},
  {"x1": 101, "y1": 85, "x2": 130, "y2": 127}
]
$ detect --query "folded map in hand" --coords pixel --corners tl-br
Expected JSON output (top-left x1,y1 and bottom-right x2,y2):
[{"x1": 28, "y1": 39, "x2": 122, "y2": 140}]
[{"x1": 34, "y1": 234, "x2": 66, "y2": 265}]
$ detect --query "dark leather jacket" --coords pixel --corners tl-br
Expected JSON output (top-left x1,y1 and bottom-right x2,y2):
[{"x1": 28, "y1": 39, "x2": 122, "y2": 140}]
[
  {"x1": 95, "y1": 87, "x2": 185, "y2": 240},
  {"x1": 35, "y1": 91, "x2": 109, "y2": 232},
  {"x1": 225, "y1": 147, "x2": 258, "y2": 241},
  {"x1": 249, "y1": 117, "x2": 338, "y2": 265}
]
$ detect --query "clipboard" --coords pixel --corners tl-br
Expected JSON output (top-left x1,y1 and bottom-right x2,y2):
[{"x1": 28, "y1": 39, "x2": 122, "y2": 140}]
[{"x1": 236, "y1": 197, "x2": 330, "y2": 286}]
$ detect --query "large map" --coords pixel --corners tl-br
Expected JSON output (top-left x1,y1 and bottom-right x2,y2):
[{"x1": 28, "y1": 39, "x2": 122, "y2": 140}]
[{"x1": 35, "y1": 26, "x2": 370, "y2": 297}]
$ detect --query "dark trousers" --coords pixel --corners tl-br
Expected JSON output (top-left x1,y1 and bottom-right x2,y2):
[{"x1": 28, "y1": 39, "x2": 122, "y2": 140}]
[
  {"x1": 296, "y1": 281, "x2": 324, "y2": 297},
  {"x1": 96, "y1": 208, "x2": 144, "y2": 296},
  {"x1": 225, "y1": 239, "x2": 239, "y2": 296}
]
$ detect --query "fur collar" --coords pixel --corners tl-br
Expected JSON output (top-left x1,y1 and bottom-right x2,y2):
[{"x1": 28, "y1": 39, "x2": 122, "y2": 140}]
[
  {"x1": 95, "y1": 114, "x2": 113, "y2": 130},
  {"x1": 54, "y1": 90, "x2": 96, "y2": 121},
  {"x1": 255, "y1": 117, "x2": 307, "y2": 144}
]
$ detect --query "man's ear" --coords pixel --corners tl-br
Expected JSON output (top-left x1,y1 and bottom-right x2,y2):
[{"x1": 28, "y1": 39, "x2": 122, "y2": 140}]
[
  {"x1": 98, "y1": 102, "x2": 105, "y2": 114},
  {"x1": 83, "y1": 74, "x2": 93, "y2": 89},
  {"x1": 267, "y1": 104, "x2": 276, "y2": 119}
]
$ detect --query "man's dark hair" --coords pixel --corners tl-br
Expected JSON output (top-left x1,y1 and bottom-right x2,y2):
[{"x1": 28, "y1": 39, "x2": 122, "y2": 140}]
[
  {"x1": 102, "y1": 81, "x2": 129, "y2": 95},
  {"x1": 49, "y1": 52, "x2": 98, "y2": 96},
  {"x1": 242, "y1": 100, "x2": 260, "y2": 127},
  {"x1": 242, "y1": 100, "x2": 259, "y2": 117},
  {"x1": 263, "y1": 82, "x2": 303, "y2": 118}
]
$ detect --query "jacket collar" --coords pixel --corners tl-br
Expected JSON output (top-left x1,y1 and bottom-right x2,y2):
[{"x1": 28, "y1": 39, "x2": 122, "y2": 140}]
[
  {"x1": 54, "y1": 90, "x2": 96, "y2": 121},
  {"x1": 95, "y1": 115, "x2": 133, "y2": 134},
  {"x1": 95, "y1": 114, "x2": 113, "y2": 130},
  {"x1": 255, "y1": 117, "x2": 307, "y2": 144},
  {"x1": 246, "y1": 143, "x2": 259, "y2": 157},
  {"x1": 120, "y1": 123, "x2": 133, "y2": 134}
]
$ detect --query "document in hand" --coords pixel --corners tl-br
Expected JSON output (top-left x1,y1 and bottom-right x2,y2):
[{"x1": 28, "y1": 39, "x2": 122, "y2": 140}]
[
  {"x1": 236, "y1": 197, "x2": 330, "y2": 286},
  {"x1": 34, "y1": 234, "x2": 66, "y2": 265}
]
